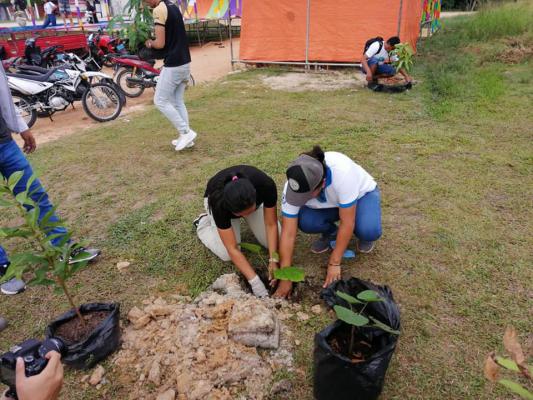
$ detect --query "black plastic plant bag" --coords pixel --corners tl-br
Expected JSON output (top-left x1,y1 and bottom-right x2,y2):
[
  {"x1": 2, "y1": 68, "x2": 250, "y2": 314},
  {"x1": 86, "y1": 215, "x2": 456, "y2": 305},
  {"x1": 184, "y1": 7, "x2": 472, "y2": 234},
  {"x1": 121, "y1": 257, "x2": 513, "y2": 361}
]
[
  {"x1": 314, "y1": 278, "x2": 400, "y2": 400},
  {"x1": 45, "y1": 303, "x2": 120, "y2": 370}
]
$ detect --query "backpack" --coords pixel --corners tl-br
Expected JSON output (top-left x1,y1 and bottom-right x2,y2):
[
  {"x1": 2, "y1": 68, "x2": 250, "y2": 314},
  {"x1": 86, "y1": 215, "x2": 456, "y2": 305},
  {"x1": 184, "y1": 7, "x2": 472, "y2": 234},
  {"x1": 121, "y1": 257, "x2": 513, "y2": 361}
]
[{"x1": 364, "y1": 37, "x2": 384, "y2": 55}]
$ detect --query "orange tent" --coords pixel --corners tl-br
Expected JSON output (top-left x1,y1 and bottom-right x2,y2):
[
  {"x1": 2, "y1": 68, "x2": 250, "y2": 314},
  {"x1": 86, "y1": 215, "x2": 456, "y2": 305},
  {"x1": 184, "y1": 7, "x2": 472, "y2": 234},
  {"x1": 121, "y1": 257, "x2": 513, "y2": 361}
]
[{"x1": 239, "y1": 0, "x2": 423, "y2": 63}]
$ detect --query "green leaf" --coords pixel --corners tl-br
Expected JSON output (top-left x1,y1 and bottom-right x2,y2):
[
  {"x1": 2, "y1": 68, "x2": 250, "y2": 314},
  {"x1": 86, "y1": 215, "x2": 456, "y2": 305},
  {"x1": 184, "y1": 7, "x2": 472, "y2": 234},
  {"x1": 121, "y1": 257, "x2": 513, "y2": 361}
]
[
  {"x1": 0, "y1": 198, "x2": 12, "y2": 207},
  {"x1": 0, "y1": 227, "x2": 33, "y2": 239},
  {"x1": 334, "y1": 305, "x2": 369, "y2": 327},
  {"x1": 368, "y1": 315, "x2": 400, "y2": 335},
  {"x1": 7, "y1": 171, "x2": 24, "y2": 191},
  {"x1": 273, "y1": 267, "x2": 305, "y2": 282},
  {"x1": 336, "y1": 290, "x2": 363, "y2": 304},
  {"x1": 357, "y1": 290, "x2": 384, "y2": 302},
  {"x1": 498, "y1": 379, "x2": 533, "y2": 400},
  {"x1": 239, "y1": 242, "x2": 263, "y2": 254},
  {"x1": 271, "y1": 251, "x2": 280, "y2": 263},
  {"x1": 495, "y1": 356, "x2": 520, "y2": 372}
]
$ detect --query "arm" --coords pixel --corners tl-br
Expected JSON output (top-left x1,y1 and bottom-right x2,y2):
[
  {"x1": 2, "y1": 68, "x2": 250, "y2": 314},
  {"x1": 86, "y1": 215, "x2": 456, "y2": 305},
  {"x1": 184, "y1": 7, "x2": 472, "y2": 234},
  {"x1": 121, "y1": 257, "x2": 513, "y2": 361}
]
[
  {"x1": 146, "y1": 24, "x2": 165, "y2": 49},
  {"x1": 273, "y1": 216, "x2": 298, "y2": 298},
  {"x1": 218, "y1": 228, "x2": 256, "y2": 280},
  {"x1": 361, "y1": 56, "x2": 373, "y2": 81},
  {"x1": 263, "y1": 206, "x2": 279, "y2": 286},
  {"x1": 323, "y1": 205, "x2": 356, "y2": 288},
  {"x1": 398, "y1": 68, "x2": 412, "y2": 83}
]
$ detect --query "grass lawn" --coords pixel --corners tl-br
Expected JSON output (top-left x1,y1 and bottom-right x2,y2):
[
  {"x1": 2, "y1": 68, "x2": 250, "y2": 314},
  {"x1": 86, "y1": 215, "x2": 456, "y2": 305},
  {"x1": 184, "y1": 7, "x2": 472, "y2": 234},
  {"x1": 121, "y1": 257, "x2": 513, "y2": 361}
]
[{"x1": 1, "y1": 3, "x2": 532, "y2": 399}]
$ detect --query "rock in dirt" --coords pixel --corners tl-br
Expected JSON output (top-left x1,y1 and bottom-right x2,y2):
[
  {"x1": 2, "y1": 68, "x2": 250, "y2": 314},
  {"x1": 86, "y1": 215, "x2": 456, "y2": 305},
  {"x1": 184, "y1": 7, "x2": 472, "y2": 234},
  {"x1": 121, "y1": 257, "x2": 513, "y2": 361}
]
[
  {"x1": 114, "y1": 273, "x2": 294, "y2": 400},
  {"x1": 156, "y1": 389, "x2": 176, "y2": 400},
  {"x1": 296, "y1": 311, "x2": 310, "y2": 321},
  {"x1": 311, "y1": 304, "x2": 323, "y2": 314},
  {"x1": 270, "y1": 379, "x2": 292, "y2": 395},
  {"x1": 89, "y1": 365, "x2": 105, "y2": 386},
  {"x1": 116, "y1": 261, "x2": 131, "y2": 272}
]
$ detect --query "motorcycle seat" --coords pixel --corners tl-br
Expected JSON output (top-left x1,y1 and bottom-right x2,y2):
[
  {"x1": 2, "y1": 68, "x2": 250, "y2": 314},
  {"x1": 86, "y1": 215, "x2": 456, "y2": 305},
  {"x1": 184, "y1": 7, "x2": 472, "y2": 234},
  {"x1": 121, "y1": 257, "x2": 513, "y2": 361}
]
[
  {"x1": 17, "y1": 65, "x2": 51, "y2": 74},
  {"x1": 7, "y1": 67, "x2": 62, "y2": 82}
]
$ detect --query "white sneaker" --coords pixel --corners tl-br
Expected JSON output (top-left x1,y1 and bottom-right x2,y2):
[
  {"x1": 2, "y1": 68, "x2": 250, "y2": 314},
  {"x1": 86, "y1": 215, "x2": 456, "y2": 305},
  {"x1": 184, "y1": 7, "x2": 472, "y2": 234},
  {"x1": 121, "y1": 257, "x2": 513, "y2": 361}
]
[
  {"x1": 171, "y1": 139, "x2": 194, "y2": 148},
  {"x1": 175, "y1": 129, "x2": 197, "y2": 151}
]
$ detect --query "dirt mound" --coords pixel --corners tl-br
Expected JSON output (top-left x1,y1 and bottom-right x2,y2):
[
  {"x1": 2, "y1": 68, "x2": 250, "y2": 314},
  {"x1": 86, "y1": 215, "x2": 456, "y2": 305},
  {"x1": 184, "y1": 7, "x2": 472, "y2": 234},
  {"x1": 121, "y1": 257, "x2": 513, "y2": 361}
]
[
  {"x1": 262, "y1": 71, "x2": 365, "y2": 92},
  {"x1": 113, "y1": 274, "x2": 294, "y2": 400},
  {"x1": 500, "y1": 37, "x2": 533, "y2": 64}
]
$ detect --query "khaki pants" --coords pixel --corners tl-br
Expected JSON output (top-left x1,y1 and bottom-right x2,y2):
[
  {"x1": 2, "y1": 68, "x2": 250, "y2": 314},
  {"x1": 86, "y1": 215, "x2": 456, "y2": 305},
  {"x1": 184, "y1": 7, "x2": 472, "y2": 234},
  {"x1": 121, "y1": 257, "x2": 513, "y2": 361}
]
[{"x1": 196, "y1": 198, "x2": 279, "y2": 261}]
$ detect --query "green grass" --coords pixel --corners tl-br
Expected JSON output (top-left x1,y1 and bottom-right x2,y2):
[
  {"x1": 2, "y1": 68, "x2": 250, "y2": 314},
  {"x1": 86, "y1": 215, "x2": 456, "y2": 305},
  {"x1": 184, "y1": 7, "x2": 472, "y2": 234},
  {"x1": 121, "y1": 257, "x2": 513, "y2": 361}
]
[{"x1": 1, "y1": 3, "x2": 532, "y2": 399}]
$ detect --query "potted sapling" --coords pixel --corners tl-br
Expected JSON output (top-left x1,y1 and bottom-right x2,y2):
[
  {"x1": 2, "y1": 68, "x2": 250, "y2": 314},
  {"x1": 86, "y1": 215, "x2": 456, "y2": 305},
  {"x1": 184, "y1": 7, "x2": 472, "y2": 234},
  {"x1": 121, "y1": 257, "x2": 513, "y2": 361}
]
[
  {"x1": 315, "y1": 280, "x2": 401, "y2": 400},
  {"x1": 0, "y1": 171, "x2": 120, "y2": 369}
]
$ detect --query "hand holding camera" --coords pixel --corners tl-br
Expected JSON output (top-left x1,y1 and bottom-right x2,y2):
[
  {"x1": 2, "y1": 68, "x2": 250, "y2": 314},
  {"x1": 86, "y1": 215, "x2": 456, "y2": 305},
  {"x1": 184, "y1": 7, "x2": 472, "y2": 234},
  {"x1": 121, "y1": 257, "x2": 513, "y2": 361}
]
[{"x1": 1, "y1": 339, "x2": 65, "y2": 400}]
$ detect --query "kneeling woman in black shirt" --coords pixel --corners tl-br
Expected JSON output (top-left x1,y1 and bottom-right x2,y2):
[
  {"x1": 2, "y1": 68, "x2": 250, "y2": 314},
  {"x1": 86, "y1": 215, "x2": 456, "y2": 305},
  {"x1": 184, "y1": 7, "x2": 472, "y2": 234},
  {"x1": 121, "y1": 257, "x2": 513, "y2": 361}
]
[{"x1": 195, "y1": 165, "x2": 280, "y2": 297}]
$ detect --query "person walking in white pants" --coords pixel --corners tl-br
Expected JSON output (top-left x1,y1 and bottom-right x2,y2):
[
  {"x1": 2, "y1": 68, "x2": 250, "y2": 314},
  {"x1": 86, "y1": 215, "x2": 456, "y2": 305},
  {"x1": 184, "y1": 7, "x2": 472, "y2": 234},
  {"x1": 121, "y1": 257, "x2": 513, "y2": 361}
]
[
  {"x1": 195, "y1": 166, "x2": 281, "y2": 297},
  {"x1": 144, "y1": 0, "x2": 197, "y2": 151}
]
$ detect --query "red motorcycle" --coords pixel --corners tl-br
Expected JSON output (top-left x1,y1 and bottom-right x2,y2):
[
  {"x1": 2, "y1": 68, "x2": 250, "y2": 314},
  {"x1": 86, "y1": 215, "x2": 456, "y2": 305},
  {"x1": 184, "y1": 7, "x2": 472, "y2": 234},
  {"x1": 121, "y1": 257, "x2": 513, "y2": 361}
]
[
  {"x1": 88, "y1": 30, "x2": 128, "y2": 68},
  {"x1": 113, "y1": 56, "x2": 195, "y2": 98}
]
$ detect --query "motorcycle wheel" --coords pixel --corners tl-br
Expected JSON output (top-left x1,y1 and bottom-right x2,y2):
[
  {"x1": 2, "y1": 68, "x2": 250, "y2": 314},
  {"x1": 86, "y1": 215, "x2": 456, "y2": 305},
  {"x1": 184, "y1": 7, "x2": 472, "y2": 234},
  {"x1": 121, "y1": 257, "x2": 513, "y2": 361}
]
[
  {"x1": 100, "y1": 77, "x2": 127, "y2": 106},
  {"x1": 116, "y1": 68, "x2": 145, "y2": 98},
  {"x1": 82, "y1": 83, "x2": 123, "y2": 123},
  {"x1": 11, "y1": 94, "x2": 37, "y2": 128}
]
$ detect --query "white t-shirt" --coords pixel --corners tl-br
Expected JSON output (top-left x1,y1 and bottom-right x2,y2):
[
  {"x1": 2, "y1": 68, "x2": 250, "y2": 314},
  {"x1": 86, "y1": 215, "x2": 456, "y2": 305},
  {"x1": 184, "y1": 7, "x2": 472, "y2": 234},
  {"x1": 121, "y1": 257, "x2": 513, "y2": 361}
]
[
  {"x1": 44, "y1": 1, "x2": 56, "y2": 14},
  {"x1": 281, "y1": 152, "x2": 377, "y2": 217},
  {"x1": 365, "y1": 41, "x2": 389, "y2": 61}
]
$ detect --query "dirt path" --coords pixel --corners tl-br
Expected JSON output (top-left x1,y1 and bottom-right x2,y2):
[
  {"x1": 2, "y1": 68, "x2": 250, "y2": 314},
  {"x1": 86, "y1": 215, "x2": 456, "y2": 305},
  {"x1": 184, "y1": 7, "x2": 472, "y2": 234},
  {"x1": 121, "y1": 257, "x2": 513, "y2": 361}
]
[{"x1": 25, "y1": 38, "x2": 240, "y2": 145}]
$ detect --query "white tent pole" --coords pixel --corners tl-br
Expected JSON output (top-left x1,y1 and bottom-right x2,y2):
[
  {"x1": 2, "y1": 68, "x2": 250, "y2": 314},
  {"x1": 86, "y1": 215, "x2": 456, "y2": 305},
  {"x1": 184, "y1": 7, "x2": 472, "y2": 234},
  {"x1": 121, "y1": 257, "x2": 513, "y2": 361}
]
[{"x1": 305, "y1": 0, "x2": 311, "y2": 71}]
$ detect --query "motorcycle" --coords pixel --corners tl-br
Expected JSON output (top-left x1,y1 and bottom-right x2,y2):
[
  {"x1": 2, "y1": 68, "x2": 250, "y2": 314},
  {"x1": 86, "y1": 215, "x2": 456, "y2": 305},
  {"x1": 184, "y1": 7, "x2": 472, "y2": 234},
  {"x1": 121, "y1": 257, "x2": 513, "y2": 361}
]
[
  {"x1": 24, "y1": 38, "x2": 65, "y2": 69},
  {"x1": 7, "y1": 66, "x2": 123, "y2": 128},
  {"x1": 113, "y1": 56, "x2": 195, "y2": 98},
  {"x1": 87, "y1": 30, "x2": 128, "y2": 68}
]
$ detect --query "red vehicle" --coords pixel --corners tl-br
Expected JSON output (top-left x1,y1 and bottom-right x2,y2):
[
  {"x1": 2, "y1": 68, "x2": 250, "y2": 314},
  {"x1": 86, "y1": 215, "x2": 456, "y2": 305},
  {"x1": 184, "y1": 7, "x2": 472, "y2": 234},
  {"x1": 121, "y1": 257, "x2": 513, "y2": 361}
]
[
  {"x1": 113, "y1": 56, "x2": 194, "y2": 98},
  {"x1": 87, "y1": 30, "x2": 128, "y2": 67}
]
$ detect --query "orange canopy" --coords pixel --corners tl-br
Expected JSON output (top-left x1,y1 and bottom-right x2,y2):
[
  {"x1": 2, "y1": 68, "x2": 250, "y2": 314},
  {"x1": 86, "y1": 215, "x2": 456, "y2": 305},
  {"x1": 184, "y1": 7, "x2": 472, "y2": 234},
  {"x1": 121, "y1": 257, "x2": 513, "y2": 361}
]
[{"x1": 240, "y1": 0, "x2": 423, "y2": 63}]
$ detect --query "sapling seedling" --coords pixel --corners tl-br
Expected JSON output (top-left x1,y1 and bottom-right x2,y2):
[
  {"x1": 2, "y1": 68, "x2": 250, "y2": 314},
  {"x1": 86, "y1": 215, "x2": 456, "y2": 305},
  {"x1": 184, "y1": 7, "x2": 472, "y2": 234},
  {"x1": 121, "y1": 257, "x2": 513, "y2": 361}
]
[
  {"x1": 390, "y1": 42, "x2": 415, "y2": 73},
  {"x1": 484, "y1": 326, "x2": 532, "y2": 399},
  {"x1": 334, "y1": 290, "x2": 399, "y2": 358},
  {"x1": 240, "y1": 243, "x2": 305, "y2": 283},
  {"x1": 0, "y1": 171, "x2": 90, "y2": 325}
]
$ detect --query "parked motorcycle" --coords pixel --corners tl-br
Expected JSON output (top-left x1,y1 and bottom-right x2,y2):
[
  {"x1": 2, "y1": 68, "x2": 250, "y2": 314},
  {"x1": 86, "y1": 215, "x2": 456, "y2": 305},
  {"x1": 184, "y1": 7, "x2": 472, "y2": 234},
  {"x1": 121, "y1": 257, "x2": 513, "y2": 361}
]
[
  {"x1": 113, "y1": 56, "x2": 195, "y2": 98},
  {"x1": 87, "y1": 30, "x2": 128, "y2": 68},
  {"x1": 24, "y1": 38, "x2": 65, "y2": 69},
  {"x1": 7, "y1": 66, "x2": 123, "y2": 128}
]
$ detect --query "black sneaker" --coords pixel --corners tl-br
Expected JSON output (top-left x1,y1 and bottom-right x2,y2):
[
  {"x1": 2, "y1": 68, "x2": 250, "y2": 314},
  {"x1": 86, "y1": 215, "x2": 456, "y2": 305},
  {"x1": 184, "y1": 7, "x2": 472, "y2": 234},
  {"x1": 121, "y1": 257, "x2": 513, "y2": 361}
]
[{"x1": 68, "y1": 246, "x2": 101, "y2": 264}]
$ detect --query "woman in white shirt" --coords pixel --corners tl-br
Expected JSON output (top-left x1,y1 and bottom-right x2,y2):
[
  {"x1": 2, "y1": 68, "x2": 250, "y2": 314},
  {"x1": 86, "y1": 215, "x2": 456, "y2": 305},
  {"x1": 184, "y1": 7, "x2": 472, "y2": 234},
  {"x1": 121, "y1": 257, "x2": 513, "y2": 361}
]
[{"x1": 274, "y1": 145, "x2": 382, "y2": 298}]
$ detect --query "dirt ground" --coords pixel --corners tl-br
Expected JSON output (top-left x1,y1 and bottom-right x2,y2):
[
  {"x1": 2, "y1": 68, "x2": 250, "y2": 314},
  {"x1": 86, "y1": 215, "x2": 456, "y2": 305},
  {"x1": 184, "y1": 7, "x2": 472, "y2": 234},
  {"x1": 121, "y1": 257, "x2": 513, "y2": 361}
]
[{"x1": 23, "y1": 38, "x2": 241, "y2": 145}]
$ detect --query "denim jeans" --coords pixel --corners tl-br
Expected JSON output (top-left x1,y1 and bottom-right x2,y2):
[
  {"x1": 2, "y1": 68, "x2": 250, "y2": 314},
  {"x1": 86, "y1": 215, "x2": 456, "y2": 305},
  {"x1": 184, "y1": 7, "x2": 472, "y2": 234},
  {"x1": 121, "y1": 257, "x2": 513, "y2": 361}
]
[
  {"x1": 363, "y1": 56, "x2": 396, "y2": 76},
  {"x1": 42, "y1": 13, "x2": 56, "y2": 29},
  {"x1": 0, "y1": 140, "x2": 67, "y2": 266},
  {"x1": 154, "y1": 63, "x2": 190, "y2": 135},
  {"x1": 297, "y1": 187, "x2": 382, "y2": 242}
]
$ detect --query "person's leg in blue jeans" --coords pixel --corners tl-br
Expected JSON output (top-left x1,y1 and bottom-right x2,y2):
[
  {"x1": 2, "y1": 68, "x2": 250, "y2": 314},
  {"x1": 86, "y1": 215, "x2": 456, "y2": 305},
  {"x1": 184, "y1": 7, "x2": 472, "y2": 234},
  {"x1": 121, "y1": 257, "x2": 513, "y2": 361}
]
[
  {"x1": 0, "y1": 140, "x2": 67, "y2": 245},
  {"x1": 0, "y1": 140, "x2": 67, "y2": 294},
  {"x1": 297, "y1": 187, "x2": 382, "y2": 254},
  {"x1": 298, "y1": 207, "x2": 339, "y2": 253},
  {"x1": 354, "y1": 187, "x2": 382, "y2": 252}
]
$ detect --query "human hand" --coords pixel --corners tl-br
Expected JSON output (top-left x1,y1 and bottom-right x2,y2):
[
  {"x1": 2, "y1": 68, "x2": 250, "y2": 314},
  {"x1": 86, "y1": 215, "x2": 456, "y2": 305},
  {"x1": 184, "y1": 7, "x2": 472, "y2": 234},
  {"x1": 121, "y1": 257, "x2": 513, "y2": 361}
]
[
  {"x1": 144, "y1": 39, "x2": 152, "y2": 48},
  {"x1": 268, "y1": 261, "x2": 279, "y2": 287},
  {"x1": 16, "y1": 351, "x2": 63, "y2": 400},
  {"x1": 20, "y1": 130, "x2": 36, "y2": 154},
  {"x1": 272, "y1": 280, "x2": 293, "y2": 299},
  {"x1": 366, "y1": 72, "x2": 373, "y2": 82},
  {"x1": 323, "y1": 263, "x2": 341, "y2": 288}
]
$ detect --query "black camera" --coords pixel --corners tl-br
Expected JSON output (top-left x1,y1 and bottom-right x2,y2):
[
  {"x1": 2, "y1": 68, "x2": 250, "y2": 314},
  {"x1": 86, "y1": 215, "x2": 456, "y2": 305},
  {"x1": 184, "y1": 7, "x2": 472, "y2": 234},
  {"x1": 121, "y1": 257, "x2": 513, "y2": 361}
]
[{"x1": 0, "y1": 338, "x2": 66, "y2": 400}]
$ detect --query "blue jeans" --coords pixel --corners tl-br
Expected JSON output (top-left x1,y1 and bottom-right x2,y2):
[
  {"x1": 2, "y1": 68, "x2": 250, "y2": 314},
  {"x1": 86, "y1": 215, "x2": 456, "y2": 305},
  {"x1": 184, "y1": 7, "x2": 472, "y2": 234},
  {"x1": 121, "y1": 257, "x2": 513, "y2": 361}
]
[
  {"x1": 363, "y1": 56, "x2": 396, "y2": 76},
  {"x1": 0, "y1": 140, "x2": 67, "y2": 266},
  {"x1": 154, "y1": 63, "x2": 191, "y2": 135},
  {"x1": 42, "y1": 13, "x2": 56, "y2": 29},
  {"x1": 297, "y1": 187, "x2": 382, "y2": 242}
]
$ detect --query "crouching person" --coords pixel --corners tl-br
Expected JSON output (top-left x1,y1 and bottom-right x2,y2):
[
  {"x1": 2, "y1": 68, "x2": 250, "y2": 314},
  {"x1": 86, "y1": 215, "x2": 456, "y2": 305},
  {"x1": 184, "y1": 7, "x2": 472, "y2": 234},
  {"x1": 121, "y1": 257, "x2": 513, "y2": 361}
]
[
  {"x1": 361, "y1": 36, "x2": 412, "y2": 83},
  {"x1": 195, "y1": 166, "x2": 280, "y2": 297},
  {"x1": 274, "y1": 146, "x2": 382, "y2": 298}
]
